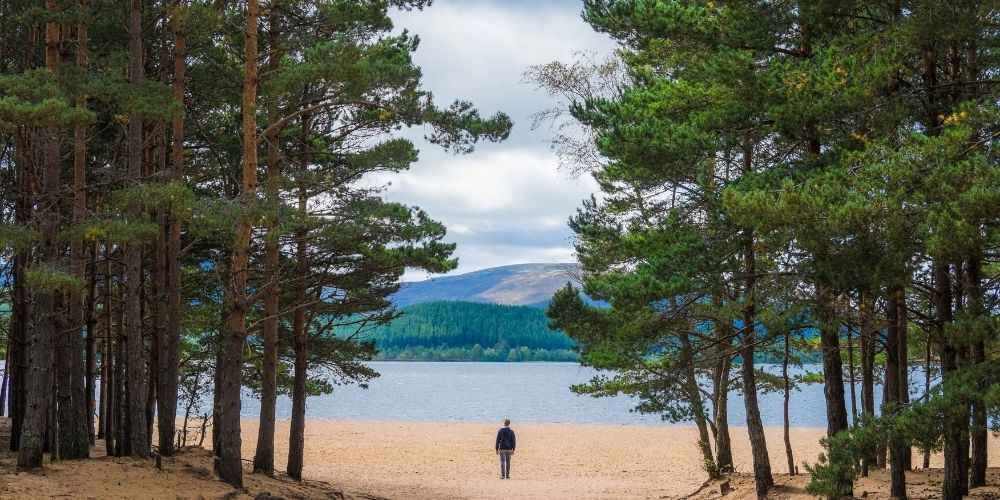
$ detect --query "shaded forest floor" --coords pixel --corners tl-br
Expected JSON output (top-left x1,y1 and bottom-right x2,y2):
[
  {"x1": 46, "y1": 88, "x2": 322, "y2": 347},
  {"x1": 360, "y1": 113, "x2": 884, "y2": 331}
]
[
  {"x1": 685, "y1": 468, "x2": 1000, "y2": 499},
  {"x1": 0, "y1": 418, "x2": 383, "y2": 500}
]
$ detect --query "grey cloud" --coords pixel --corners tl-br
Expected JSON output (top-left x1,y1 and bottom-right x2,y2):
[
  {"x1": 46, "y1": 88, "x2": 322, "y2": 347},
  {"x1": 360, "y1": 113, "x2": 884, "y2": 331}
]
[{"x1": 386, "y1": 1, "x2": 611, "y2": 278}]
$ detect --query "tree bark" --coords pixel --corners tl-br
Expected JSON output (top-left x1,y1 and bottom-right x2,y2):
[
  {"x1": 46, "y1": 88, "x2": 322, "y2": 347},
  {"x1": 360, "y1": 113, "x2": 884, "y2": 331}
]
[
  {"x1": 9, "y1": 140, "x2": 31, "y2": 452},
  {"x1": 859, "y1": 289, "x2": 876, "y2": 473},
  {"x1": 712, "y1": 336, "x2": 733, "y2": 473},
  {"x1": 680, "y1": 333, "x2": 714, "y2": 475},
  {"x1": 18, "y1": 6, "x2": 62, "y2": 470},
  {"x1": 817, "y1": 281, "x2": 849, "y2": 438},
  {"x1": 885, "y1": 289, "x2": 906, "y2": 499},
  {"x1": 103, "y1": 248, "x2": 116, "y2": 455},
  {"x1": 157, "y1": 0, "x2": 185, "y2": 458},
  {"x1": 217, "y1": 0, "x2": 260, "y2": 487},
  {"x1": 85, "y1": 241, "x2": 98, "y2": 445},
  {"x1": 935, "y1": 260, "x2": 963, "y2": 500},
  {"x1": 124, "y1": 0, "x2": 149, "y2": 459},
  {"x1": 741, "y1": 226, "x2": 772, "y2": 499},
  {"x1": 896, "y1": 289, "x2": 911, "y2": 470},
  {"x1": 287, "y1": 112, "x2": 311, "y2": 481},
  {"x1": 56, "y1": 0, "x2": 91, "y2": 461},
  {"x1": 254, "y1": 9, "x2": 283, "y2": 474},
  {"x1": 967, "y1": 255, "x2": 987, "y2": 488},
  {"x1": 782, "y1": 330, "x2": 795, "y2": 475}
]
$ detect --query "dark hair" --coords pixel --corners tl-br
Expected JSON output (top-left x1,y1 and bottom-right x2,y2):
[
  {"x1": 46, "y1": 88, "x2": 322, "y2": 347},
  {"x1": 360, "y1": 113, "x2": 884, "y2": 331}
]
[{"x1": 504, "y1": 419, "x2": 511, "y2": 426}]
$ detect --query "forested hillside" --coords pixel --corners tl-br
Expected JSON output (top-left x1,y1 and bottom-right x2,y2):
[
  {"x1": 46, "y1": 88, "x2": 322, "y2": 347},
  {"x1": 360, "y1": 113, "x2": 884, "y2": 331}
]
[{"x1": 356, "y1": 301, "x2": 577, "y2": 361}]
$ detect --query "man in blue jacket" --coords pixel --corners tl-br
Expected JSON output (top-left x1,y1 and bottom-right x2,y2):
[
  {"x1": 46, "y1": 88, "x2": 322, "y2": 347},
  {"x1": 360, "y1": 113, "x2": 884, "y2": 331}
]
[{"x1": 495, "y1": 419, "x2": 516, "y2": 479}]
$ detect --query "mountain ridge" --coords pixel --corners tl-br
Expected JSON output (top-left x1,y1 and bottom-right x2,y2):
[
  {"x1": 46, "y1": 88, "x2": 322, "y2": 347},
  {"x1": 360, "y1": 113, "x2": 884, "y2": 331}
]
[{"x1": 392, "y1": 263, "x2": 582, "y2": 308}]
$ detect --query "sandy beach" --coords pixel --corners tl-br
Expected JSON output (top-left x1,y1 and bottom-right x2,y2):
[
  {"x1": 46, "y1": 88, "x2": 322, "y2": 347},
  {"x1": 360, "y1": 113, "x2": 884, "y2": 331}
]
[
  {"x1": 2, "y1": 418, "x2": 998, "y2": 499},
  {"x1": 235, "y1": 419, "x2": 1000, "y2": 499}
]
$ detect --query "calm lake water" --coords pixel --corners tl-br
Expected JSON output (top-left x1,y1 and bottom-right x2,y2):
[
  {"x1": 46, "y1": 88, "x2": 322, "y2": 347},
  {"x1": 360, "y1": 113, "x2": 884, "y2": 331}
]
[{"x1": 241, "y1": 362, "x2": 935, "y2": 427}]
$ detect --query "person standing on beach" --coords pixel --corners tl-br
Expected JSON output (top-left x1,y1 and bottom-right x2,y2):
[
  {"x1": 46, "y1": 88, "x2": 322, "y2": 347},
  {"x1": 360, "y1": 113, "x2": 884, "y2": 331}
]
[{"x1": 495, "y1": 419, "x2": 516, "y2": 479}]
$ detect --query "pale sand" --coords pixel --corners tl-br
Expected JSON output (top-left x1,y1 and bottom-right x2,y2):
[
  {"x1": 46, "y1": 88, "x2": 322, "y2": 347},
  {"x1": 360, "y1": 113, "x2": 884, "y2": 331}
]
[{"x1": 236, "y1": 419, "x2": 1000, "y2": 499}]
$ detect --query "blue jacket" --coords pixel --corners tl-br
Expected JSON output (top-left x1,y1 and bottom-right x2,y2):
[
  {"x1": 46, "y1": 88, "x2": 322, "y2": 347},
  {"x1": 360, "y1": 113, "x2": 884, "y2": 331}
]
[{"x1": 496, "y1": 427, "x2": 516, "y2": 451}]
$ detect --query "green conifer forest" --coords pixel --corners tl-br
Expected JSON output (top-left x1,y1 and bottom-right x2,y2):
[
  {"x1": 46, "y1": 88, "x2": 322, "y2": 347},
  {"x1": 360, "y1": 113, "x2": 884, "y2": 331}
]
[
  {"x1": 356, "y1": 301, "x2": 578, "y2": 361},
  {"x1": 0, "y1": 0, "x2": 509, "y2": 487}
]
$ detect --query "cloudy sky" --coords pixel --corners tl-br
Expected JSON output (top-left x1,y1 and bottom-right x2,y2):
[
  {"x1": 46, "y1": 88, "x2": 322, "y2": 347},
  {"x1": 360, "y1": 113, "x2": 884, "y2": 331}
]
[{"x1": 385, "y1": 0, "x2": 616, "y2": 281}]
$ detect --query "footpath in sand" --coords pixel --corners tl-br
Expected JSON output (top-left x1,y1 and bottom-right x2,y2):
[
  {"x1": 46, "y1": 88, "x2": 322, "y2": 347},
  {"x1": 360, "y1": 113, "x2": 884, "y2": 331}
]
[{"x1": 1, "y1": 418, "x2": 998, "y2": 499}]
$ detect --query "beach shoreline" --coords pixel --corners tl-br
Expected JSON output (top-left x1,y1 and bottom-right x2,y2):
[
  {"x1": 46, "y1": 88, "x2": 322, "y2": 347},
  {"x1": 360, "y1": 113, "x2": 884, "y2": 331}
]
[
  {"x1": 2, "y1": 418, "x2": 997, "y2": 499},
  {"x1": 231, "y1": 419, "x2": 999, "y2": 499}
]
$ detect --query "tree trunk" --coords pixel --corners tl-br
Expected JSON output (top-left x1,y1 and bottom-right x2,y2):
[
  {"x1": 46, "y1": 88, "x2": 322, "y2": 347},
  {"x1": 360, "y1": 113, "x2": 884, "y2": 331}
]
[
  {"x1": 967, "y1": 255, "x2": 987, "y2": 488},
  {"x1": 846, "y1": 326, "x2": 857, "y2": 426},
  {"x1": 125, "y1": 0, "x2": 149, "y2": 459},
  {"x1": 885, "y1": 289, "x2": 906, "y2": 499},
  {"x1": 712, "y1": 338, "x2": 733, "y2": 473},
  {"x1": 935, "y1": 261, "x2": 963, "y2": 500},
  {"x1": 157, "y1": 0, "x2": 185, "y2": 458},
  {"x1": 103, "y1": 248, "x2": 116, "y2": 455},
  {"x1": 896, "y1": 289, "x2": 911, "y2": 470},
  {"x1": 0, "y1": 342, "x2": 9, "y2": 417},
  {"x1": 741, "y1": 226, "x2": 772, "y2": 499},
  {"x1": 859, "y1": 290, "x2": 877, "y2": 472},
  {"x1": 817, "y1": 281, "x2": 849, "y2": 438},
  {"x1": 287, "y1": 113, "x2": 311, "y2": 482},
  {"x1": 681, "y1": 333, "x2": 714, "y2": 476},
  {"x1": 254, "y1": 10, "x2": 282, "y2": 473},
  {"x1": 9, "y1": 147, "x2": 31, "y2": 452},
  {"x1": 56, "y1": 0, "x2": 91, "y2": 461},
  {"x1": 782, "y1": 330, "x2": 795, "y2": 475},
  {"x1": 85, "y1": 241, "x2": 98, "y2": 445},
  {"x1": 217, "y1": 0, "x2": 260, "y2": 487},
  {"x1": 18, "y1": 7, "x2": 62, "y2": 470}
]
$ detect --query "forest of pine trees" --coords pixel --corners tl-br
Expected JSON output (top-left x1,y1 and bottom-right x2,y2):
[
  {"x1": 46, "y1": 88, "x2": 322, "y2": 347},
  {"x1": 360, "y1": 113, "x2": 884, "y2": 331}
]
[
  {"x1": 539, "y1": 2, "x2": 1000, "y2": 500},
  {"x1": 0, "y1": 0, "x2": 509, "y2": 489},
  {"x1": 353, "y1": 301, "x2": 578, "y2": 361}
]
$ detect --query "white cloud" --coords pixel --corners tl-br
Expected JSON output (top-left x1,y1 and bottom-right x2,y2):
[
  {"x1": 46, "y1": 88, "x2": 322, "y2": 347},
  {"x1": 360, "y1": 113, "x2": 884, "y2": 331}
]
[{"x1": 386, "y1": 1, "x2": 614, "y2": 280}]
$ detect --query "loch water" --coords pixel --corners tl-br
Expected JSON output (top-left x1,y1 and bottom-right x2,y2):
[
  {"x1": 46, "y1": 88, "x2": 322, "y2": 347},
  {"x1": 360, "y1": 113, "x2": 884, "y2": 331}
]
[{"x1": 241, "y1": 361, "x2": 935, "y2": 427}]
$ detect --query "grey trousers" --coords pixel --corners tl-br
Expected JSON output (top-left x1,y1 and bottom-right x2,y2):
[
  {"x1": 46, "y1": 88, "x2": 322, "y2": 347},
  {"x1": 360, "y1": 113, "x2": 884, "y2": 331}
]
[{"x1": 499, "y1": 449, "x2": 513, "y2": 477}]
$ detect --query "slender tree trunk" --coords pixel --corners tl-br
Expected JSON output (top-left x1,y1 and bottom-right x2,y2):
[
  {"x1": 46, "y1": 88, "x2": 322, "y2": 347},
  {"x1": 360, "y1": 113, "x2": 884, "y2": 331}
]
[
  {"x1": 896, "y1": 289, "x2": 911, "y2": 470},
  {"x1": 287, "y1": 113, "x2": 311, "y2": 482},
  {"x1": 157, "y1": 0, "x2": 185, "y2": 458},
  {"x1": 97, "y1": 252, "x2": 108, "y2": 441},
  {"x1": 680, "y1": 333, "x2": 715, "y2": 476},
  {"x1": 922, "y1": 325, "x2": 931, "y2": 469},
  {"x1": 782, "y1": 330, "x2": 795, "y2": 475},
  {"x1": 254, "y1": 10, "x2": 283, "y2": 473},
  {"x1": 967, "y1": 255, "x2": 987, "y2": 488},
  {"x1": 18, "y1": 7, "x2": 62, "y2": 470},
  {"x1": 115, "y1": 297, "x2": 127, "y2": 456},
  {"x1": 0, "y1": 342, "x2": 9, "y2": 417},
  {"x1": 85, "y1": 241, "x2": 98, "y2": 445},
  {"x1": 56, "y1": 0, "x2": 91, "y2": 461},
  {"x1": 741, "y1": 225, "x2": 772, "y2": 499},
  {"x1": 846, "y1": 326, "x2": 857, "y2": 425},
  {"x1": 885, "y1": 289, "x2": 907, "y2": 499},
  {"x1": 935, "y1": 260, "x2": 962, "y2": 500},
  {"x1": 859, "y1": 290, "x2": 877, "y2": 472},
  {"x1": 217, "y1": 0, "x2": 260, "y2": 487},
  {"x1": 103, "y1": 248, "x2": 116, "y2": 455},
  {"x1": 125, "y1": 0, "x2": 149, "y2": 459},
  {"x1": 817, "y1": 281, "x2": 849, "y2": 438},
  {"x1": 9, "y1": 150, "x2": 30, "y2": 452},
  {"x1": 712, "y1": 337, "x2": 733, "y2": 473}
]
